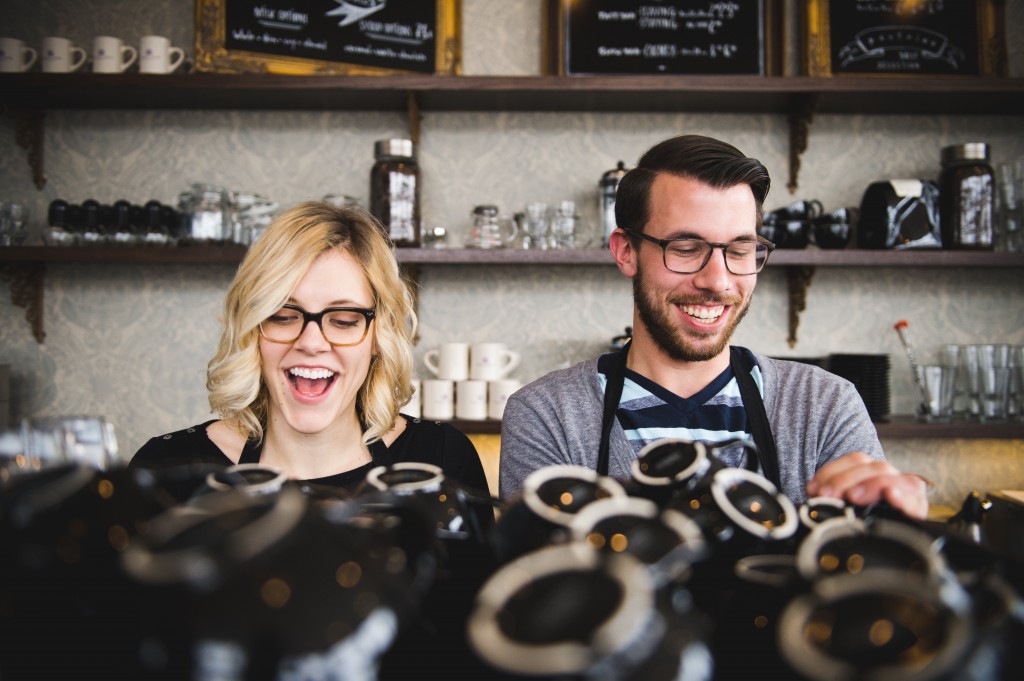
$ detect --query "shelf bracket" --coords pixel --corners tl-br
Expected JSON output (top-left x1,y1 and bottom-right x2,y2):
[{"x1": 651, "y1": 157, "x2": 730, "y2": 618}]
[
  {"x1": 785, "y1": 265, "x2": 815, "y2": 349},
  {"x1": 0, "y1": 263, "x2": 46, "y2": 344},
  {"x1": 406, "y1": 92, "x2": 421, "y2": 145},
  {"x1": 7, "y1": 109, "x2": 46, "y2": 190},
  {"x1": 787, "y1": 94, "x2": 818, "y2": 195}
]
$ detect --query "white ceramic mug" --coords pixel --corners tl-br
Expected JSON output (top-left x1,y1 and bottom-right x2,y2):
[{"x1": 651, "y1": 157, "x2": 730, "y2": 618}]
[
  {"x1": 92, "y1": 35, "x2": 137, "y2": 73},
  {"x1": 424, "y1": 342, "x2": 470, "y2": 381},
  {"x1": 0, "y1": 37, "x2": 37, "y2": 72},
  {"x1": 470, "y1": 342, "x2": 521, "y2": 381},
  {"x1": 421, "y1": 379, "x2": 454, "y2": 421},
  {"x1": 488, "y1": 378, "x2": 522, "y2": 420},
  {"x1": 42, "y1": 36, "x2": 87, "y2": 73},
  {"x1": 404, "y1": 379, "x2": 421, "y2": 419},
  {"x1": 139, "y1": 35, "x2": 184, "y2": 74},
  {"x1": 456, "y1": 380, "x2": 488, "y2": 421}
]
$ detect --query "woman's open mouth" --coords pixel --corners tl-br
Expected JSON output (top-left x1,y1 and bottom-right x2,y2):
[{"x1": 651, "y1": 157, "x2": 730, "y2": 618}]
[{"x1": 287, "y1": 367, "x2": 337, "y2": 398}]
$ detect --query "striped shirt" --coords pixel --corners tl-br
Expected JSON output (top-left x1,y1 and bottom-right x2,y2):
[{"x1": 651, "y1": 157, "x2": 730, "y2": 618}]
[{"x1": 597, "y1": 346, "x2": 764, "y2": 469}]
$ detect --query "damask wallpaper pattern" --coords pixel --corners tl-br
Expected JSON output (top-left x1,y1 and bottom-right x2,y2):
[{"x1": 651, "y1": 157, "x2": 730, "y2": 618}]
[{"x1": 1, "y1": 0, "x2": 1023, "y2": 506}]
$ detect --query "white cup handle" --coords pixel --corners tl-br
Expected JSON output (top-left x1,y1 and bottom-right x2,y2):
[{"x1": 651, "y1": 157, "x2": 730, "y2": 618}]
[
  {"x1": 423, "y1": 350, "x2": 441, "y2": 377},
  {"x1": 167, "y1": 46, "x2": 185, "y2": 73},
  {"x1": 69, "y1": 47, "x2": 87, "y2": 72},
  {"x1": 23, "y1": 46, "x2": 37, "y2": 70},
  {"x1": 501, "y1": 350, "x2": 521, "y2": 377},
  {"x1": 120, "y1": 45, "x2": 137, "y2": 71}
]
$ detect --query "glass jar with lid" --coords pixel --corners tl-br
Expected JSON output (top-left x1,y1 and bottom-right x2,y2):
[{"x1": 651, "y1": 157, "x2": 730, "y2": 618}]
[
  {"x1": 939, "y1": 142, "x2": 994, "y2": 249},
  {"x1": 369, "y1": 139, "x2": 421, "y2": 247}
]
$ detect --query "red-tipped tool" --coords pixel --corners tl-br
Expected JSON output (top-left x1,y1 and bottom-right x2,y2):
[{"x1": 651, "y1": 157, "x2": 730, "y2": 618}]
[{"x1": 893, "y1": 320, "x2": 930, "y2": 415}]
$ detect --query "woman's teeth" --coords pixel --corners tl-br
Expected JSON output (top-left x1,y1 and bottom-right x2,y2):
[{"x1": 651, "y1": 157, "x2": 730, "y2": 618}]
[
  {"x1": 288, "y1": 367, "x2": 336, "y2": 396},
  {"x1": 289, "y1": 367, "x2": 335, "y2": 380}
]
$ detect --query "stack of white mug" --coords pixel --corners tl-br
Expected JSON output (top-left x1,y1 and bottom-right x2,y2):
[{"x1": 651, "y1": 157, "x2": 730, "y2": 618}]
[
  {"x1": 410, "y1": 342, "x2": 523, "y2": 421},
  {"x1": 0, "y1": 35, "x2": 184, "y2": 74}
]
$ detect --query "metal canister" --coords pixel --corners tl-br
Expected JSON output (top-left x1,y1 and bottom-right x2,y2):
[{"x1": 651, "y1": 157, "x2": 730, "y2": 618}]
[{"x1": 599, "y1": 161, "x2": 628, "y2": 246}]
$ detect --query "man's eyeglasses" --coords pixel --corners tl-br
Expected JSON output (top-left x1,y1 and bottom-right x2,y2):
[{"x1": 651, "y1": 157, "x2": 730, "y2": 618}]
[
  {"x1": 259, "y1": 304, "x2": 376, "y2": 347},
  {"x1": 620, "y1": 228, "x2": 775, "y2": 275}
]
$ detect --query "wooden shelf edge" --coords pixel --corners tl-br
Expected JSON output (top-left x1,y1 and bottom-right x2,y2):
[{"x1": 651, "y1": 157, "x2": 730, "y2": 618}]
[
  {"x1": 4, "y1": 73, "x2": 1023, "y2": 114},
  {"x1": 875, "y1": 414, "x2": 1024, "y2": 439},
  {"x1": 447, "y1": 414, "x2": 1022, "y2": 439},
  {"x1": 2, "y1": 246, "x2": 1022, "y2": 268}
]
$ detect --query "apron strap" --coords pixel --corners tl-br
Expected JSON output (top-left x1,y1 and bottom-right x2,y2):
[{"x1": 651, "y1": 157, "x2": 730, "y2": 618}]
[
  {"x1": 597, "y1": 341, "x2": 631, "y2": 477},
  {"x1": 729, "y1": 347, "x2": 781, "y2": 489}
]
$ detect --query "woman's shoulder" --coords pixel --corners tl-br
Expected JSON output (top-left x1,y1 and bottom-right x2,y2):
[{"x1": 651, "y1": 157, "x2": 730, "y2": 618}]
[
  {"x1": 395, "y1": 415, "x2": 473, "y2": 449},
  {"x1": 130, "y1": 419, "x2": 230, "y2": 468},
  {"x1": 390, "y1": 415, "x2": 487, "y2": 487}
]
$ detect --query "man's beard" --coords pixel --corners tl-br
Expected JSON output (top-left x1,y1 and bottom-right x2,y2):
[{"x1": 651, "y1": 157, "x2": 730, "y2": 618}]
[{"x1": 633, "y1": 261, "x2": 752, "y2": 362}]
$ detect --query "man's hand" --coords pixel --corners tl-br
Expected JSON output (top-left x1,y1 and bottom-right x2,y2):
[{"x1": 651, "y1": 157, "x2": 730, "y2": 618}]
[{"x1": 806, "y1": 452, "x2": 929, "y2": 520}]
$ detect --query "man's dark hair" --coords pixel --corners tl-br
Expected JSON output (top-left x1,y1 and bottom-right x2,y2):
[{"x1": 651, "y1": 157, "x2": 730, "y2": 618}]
[{"x1": 614, "y1": 135, "x2": 771, "y2": 239}]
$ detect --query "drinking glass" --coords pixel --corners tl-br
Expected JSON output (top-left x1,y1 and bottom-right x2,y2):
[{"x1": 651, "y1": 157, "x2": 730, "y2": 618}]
[
  {"x1": 977, "y1": 345, "x2": 1011, "y2": 421},
  {"x1": 550, "y1": 200, "x2": 577, "y2": 249},
  {"x1": 22, "y1": 416, "x2": 118, "y2": 470},
  {"x1": 959, "y1": 345, "x2": 981, "y2": 418},
  {"x1": 938, "y1": 344, "x2": 967, "y2": 416},
  {"x1": 918, "y1": 364, "x2": 958, "y2": 423},
  {"x1": 523, "y1": 202, "x2": 549, "y2": 250},
  {"x1": 20, "y1": 418, "x2": 72, "y2": 471}
]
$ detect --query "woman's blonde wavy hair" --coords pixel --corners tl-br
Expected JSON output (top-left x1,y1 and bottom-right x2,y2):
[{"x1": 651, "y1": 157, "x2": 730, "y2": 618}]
[{"x1": 207, "y1": 201, "x2": 417, "y2": 445}]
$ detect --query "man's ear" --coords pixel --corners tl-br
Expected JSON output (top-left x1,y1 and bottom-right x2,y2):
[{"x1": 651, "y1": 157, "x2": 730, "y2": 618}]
[{"x1": 609, "y1": 229, "x2": 638, "y2": 278}]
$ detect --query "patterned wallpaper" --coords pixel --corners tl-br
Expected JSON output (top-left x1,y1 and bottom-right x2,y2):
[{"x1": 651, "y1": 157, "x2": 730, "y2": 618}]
[{"x1": 2, "y1": 0, "x2": 1023, "y2": 506}]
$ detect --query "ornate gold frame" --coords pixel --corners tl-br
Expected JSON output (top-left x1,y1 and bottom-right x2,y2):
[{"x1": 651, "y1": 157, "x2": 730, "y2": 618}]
[
  {"x1": 195, "y1": 0, "x2": 462, "y2": 75},
  {"x1": 803, "y1": 0, "x2": 1006, "y2": 77}
]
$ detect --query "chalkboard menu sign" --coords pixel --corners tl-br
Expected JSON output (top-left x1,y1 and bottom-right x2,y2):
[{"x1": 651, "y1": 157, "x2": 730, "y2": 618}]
[
  {"x1": 803, "y1": 0, "x2": 1007, "y2": 77},
  {"x1": 195, "y1": 0, "x2": 461, "y2": 75},
  {"x1": 545, "y1": 0, "x2": 781, "y2": 76}
]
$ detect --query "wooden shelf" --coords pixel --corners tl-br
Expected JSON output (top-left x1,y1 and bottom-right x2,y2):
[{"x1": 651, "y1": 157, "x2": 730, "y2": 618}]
[
  {"x1": 4, "y1": 73, "x2": 1024, "y2": 115},
  {"x1": 2, "y1": 245, "x2": 1023, "y2": 268},
  {"x1": 875, "y1": 415, "x2": 1024, "y2": 439},
  {"x1": 449, "y1": 414, "x2": 1024, "y2": 439}
]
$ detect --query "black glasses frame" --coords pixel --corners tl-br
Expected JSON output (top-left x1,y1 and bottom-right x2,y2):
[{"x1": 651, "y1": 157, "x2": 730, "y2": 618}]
[
  {"x1": 259, "y1": 304, "x2": 376, "y2": 347},
  {"x1": 619, "y1": 228, "x2": 775, "y2": 275}
]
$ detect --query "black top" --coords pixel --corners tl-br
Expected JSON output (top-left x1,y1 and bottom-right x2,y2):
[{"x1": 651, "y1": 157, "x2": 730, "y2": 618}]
[{"x1": 130, "y1": 415, "x2": 490, "y2": 494}]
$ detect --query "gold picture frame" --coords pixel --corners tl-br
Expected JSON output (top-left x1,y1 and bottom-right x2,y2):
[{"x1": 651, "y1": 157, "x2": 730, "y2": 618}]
[
  {"x1": 803, "y1": 0, "x2": 1006, "y2": 77},
  {"x1": 195, "y1": 0, "x2": 462, "y2": 76}
]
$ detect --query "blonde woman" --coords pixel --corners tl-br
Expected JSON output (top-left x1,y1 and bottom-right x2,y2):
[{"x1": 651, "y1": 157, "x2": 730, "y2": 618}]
[{"x1": 132, "y1": 201, "x2": 487, "y2": 491}]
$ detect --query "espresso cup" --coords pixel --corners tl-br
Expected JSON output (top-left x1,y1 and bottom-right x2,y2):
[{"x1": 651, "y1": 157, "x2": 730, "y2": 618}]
[
  {"x1": 0, "y1": 37, "x2": 37, "y2": 72},
  {"x1": 455, "y1": 380, "x2": 488, "y2": 421},
  {"x1": 92, "y1": 35, "x2": 137, "y2": 73},
  {"x1": 421, "y1": 379, "x2": 454, "y2": 421},
  {"x1": 139, "y1": 35, "x2": 185, "y2": 74},
  {"x1": 487, "y1": 378, "x2": 522, "y2": 420},
  {"x1": 470, "y1": 342, "x2": 521, "y2": 381},
  {"x1": 42, "y1": 36, "x2": 87, "y2": 73},
  {"x1": 773, "y1": 199, "x2": 824, "y2": 221},
  {"x1": 424, "y1": 342, "x2": 470, "y2": 381}
]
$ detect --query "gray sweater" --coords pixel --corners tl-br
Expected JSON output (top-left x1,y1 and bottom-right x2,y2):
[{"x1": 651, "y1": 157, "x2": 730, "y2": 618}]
[{"x1": 498, "y1": 350, "x2": 884, "y2": 504}]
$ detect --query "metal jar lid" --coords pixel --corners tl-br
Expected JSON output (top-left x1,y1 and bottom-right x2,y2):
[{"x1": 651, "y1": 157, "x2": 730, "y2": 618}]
[
  {"x1": 941, "y1": 142, "x2": 989, "y2": 165},
  {"x1": 600, "y1": 160, "x2": 628, "y2": 188},
  {"x1": 374, "y1": 138, "x2": 415, "y2": 160}
]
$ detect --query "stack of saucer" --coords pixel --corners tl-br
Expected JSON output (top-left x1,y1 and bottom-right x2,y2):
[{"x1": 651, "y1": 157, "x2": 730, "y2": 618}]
[{"x1": 827, "y1": 354, "x2": 891, "y2": 421}]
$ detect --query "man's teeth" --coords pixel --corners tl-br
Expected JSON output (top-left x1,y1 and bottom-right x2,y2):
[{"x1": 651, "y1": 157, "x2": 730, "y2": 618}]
[
  {"x1": 289, "y1": 367, "x2": 336, "y2": 379},
  {"x1": 681, "y1": 305, "x2": 723, "y2": 320}
]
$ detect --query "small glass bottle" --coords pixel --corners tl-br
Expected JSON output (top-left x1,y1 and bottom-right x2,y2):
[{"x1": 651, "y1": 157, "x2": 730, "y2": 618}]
[
  {"x1": 939, "y1": 143, "x2": 994, "y2": 249},
  {"x1": 369, "y1": 139, "x2": 421, "y2": 247}
]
